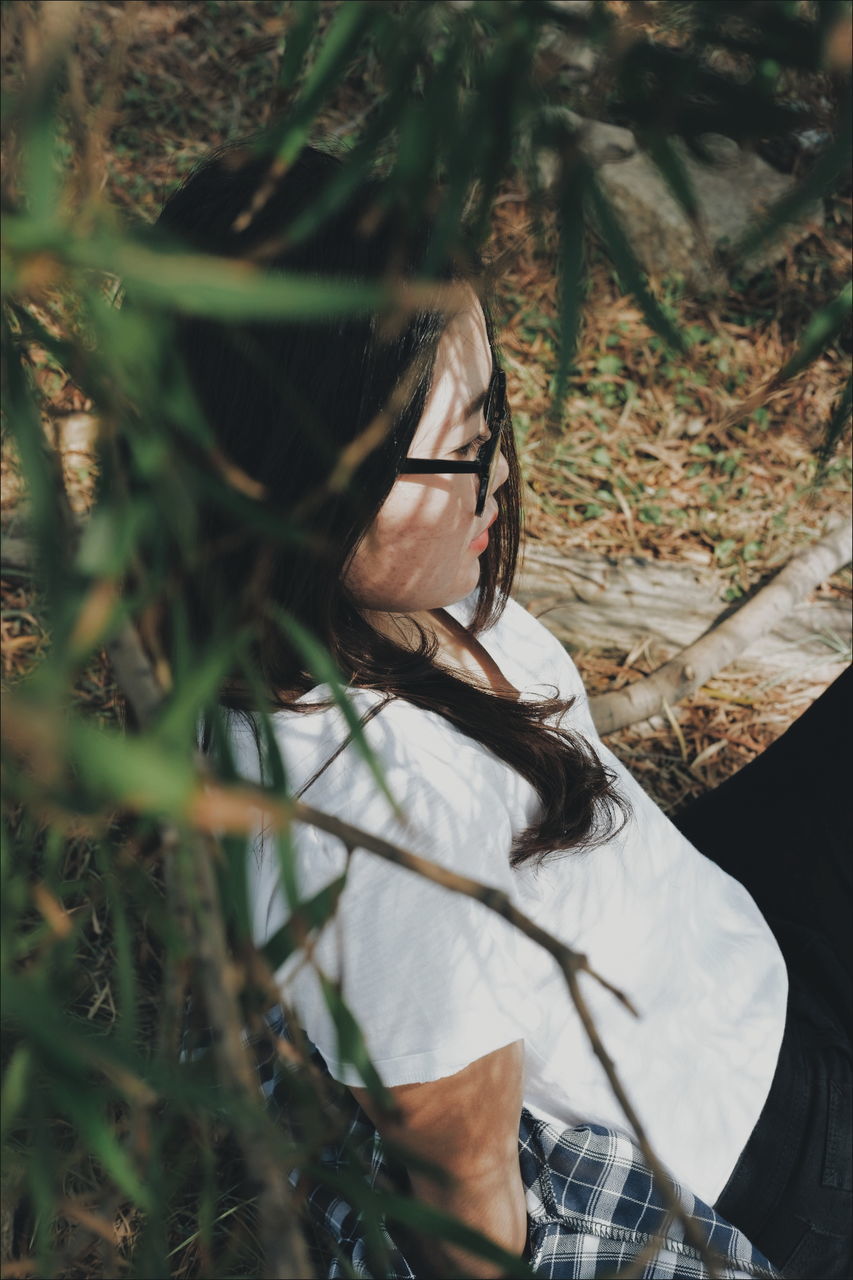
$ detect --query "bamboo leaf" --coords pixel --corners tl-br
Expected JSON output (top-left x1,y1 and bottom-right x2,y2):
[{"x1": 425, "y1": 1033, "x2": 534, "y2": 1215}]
[
  {"x1": 29, "y1": 1091, "x2": 58, "y2": 1271},
  {"x1": 773, "y1": 281, "x2": 852, "y2": 385},
  {"x1": 370, "y1": 1186, "x2": 534, "y2": 1275},
  {"x1": 0, "y1": 311, "x2": 62, "y2": 565},
  {"x1": 268, "y1": 606, "x2": 402, "y2": 820},
  {"x1": 156, "y1": 637, "x2": 248, "y2": 745},
  {"x1": 85, "y1": 240, "x2": 388, "y2": 322},
  {"x1": 730, "y1": 126, "x2": 852, "y2": 265},
  {"x1": 97, "y1": 855, "x2": 138, "y2": 1051},
  {"x1": 278, "y1": 0, "x2": 321, "y2": 95},
  {"x1": 588, "y1": 176, "x2": 689, "y2": 355},
  {"x1": 279, "y1": 30, "x2": 432, "y2": 250},
  {"x1": 465, "y1": 14, "x2": 537, "y2": 245},
  {"x1": 68, "y1": 719, "x2": 196, "y2": 818},
  {"x1": 20, "y1": 82, "x2": 63, "y2": 228},
  {"x1": 642, "y1": 132, "x2": 700, "y2": 225},
  {"x1": 1, "y1": 1044, "x2": 33, "y2": 1137},
  {"x1": 262, "y1": 874, "x2": 348, "y2": 971},
  {"x1": 2, "y1": 219, "x2": 390, "y2": 320},
  {"x1": 270, "y1": 0, "x2": 384, "y2": 173},
  {"x1": 319, "y1": 975, "x2": 394, "y2": 1113},
  {"x1": 50, "y1": 1079, "x2": 152, "y2": 1210},
  {"x1": 304, "y1": 1169, "x2": 535, "y2": 1276},
  {"x1": 553, "y1": 153, "x2": 590, "y2": 415},
  {"x1": 817, "y1": 373, "x2": 853, "y2": 472}
]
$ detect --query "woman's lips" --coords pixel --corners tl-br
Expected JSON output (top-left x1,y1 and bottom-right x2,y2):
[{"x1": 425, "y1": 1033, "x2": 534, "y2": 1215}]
[{"x1": 470, "y1": 509, "x2": 498, "y2": 553}]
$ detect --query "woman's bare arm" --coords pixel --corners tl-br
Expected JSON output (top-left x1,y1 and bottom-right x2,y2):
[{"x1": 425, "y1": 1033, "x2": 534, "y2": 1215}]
[{"x1": 350, "y1": 1039, "x2": 527, "y2": 1278}]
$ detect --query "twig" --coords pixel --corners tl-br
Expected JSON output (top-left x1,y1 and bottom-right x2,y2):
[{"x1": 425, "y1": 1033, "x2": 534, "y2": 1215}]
[
  {"x1": 588, "y1": 518, "x2": 852, "y2": 735},
  {"x1": 285, "y1": 801, "x2": 723, "y2": 1277},
  {"x1": 293, "y1": 801, "x2": 637, "y2": 1015}
]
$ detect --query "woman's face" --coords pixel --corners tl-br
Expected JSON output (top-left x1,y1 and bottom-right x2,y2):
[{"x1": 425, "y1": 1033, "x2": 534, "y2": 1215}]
[{"x1": 344, "y1": 299, "x2": 509, "y2": 615}]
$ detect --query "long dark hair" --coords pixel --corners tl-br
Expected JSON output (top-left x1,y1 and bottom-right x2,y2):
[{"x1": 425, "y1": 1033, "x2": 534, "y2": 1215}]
[{"x1": 156, "y1": 142, "x2": 627, "y2": 865}]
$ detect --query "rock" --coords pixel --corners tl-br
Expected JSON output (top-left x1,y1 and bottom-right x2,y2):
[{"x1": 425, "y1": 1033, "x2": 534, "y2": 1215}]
[
  {"x1": 594, "y1": 138, "x2": 823, "y2": 289},
  {"x1": 537, "y1": 112, "x2": 637, "y2": 188},
  {"x1": 534, "y1": 1, "x2": 598, "y2": 85},
  {"x1": 575, "y1": 115, "x2": 637, "y2": 166}
]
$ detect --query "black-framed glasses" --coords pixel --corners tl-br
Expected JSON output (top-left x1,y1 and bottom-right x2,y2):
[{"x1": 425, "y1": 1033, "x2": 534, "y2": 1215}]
[{"x1": 397, "y1": 369, "x2": 508, "y2": 518}]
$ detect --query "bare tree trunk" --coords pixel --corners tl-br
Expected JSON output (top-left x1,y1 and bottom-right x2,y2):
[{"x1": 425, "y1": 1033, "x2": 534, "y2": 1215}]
[{"x1": 587, "y1": 519, "x2": 852, "y2": 736}]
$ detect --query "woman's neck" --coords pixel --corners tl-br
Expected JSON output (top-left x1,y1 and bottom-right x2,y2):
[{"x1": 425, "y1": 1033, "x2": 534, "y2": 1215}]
[{"x1": 363, "y1": 606, "x2": 519, "y2": 699}]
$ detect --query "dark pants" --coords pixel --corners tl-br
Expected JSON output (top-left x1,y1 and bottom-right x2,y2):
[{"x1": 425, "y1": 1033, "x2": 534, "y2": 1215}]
[{"x1": 675, "y1": 666, "x2": 852, "y2": 1279}]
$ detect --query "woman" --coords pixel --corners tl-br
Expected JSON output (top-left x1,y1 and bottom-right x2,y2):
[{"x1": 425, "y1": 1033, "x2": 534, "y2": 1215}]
[{"x1": 159, "y1": 144, "x2": 851, "y2": 1279}]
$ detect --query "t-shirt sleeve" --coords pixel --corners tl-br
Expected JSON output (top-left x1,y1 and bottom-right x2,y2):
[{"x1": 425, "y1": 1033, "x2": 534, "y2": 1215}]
[{"x1": 249, "y1": 698, "x2": 528, "y2": 1089}]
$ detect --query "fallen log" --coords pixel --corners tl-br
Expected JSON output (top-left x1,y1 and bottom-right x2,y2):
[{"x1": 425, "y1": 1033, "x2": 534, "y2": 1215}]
[
  {"x1": 514, "y1": 539, "x2": 851, "y2": 678},
  {"x1": 582, "y1": 519, "x2": 851, "y2": 735}
]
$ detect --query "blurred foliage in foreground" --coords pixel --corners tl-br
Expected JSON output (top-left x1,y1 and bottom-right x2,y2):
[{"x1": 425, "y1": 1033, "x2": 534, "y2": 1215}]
[{"x1": 1, "y1": 2, "x2": 851, "y2": 1276}]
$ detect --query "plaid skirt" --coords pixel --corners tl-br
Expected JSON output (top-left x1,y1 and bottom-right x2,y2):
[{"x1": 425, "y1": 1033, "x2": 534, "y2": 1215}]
[{"x1": 251, "y1": 1006, "x2": 779, "y2": 1280}]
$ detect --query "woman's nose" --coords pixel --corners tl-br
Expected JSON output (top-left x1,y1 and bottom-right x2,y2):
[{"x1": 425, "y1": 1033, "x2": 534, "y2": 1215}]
[{"x1": 492, "y1": 446, "x2": 510, "y2": 495}]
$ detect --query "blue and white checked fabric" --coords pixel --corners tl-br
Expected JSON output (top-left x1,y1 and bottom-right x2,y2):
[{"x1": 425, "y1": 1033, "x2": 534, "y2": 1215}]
[{"x1": 248, "y1": 1007, "x2": 779, "y2": 1280}]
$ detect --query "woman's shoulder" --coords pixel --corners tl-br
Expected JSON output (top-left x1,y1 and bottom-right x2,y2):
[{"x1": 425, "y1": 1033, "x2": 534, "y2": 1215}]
[
  {"x1": 449, "y1": 589, "x2": 589, "y2": 708},
  {"x1": 231, "y1": 683, "x2": 515, "y2": 837}
]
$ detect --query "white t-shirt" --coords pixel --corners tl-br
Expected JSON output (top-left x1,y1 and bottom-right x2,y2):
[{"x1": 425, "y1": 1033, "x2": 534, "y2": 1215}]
[{"x1": 235, "y1": 593, "x2": 788, "y2": 1207}]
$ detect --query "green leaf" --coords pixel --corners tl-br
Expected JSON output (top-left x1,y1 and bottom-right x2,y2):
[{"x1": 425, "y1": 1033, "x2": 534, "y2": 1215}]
[
  {"x1": 96, "y1": 854, "x2": 138, "y2": 1051},
  {"x1": 319, "y1": 975, "x2": 394, "y2": 1113},
  {"x1": 642, "y1": 132, "x2": 699, "y2": 225},
  {"x1": 156, "y1": 637, "x2": 247, "y2": 745},
  {"x1": 370, "y1": 1186, "x2": 534, "y2": 1275},
  {"x1": 269, "y1": 0, "x2": 383, "y2": 173},
  {"x1": 50, "y1": 1079, "x2": 152, "y2": 1210},
  {"x1": 304, "y1": 1171, "x2": 534, "y2": 1276},
  {"x1": 730, "y1": 127, "x2": 852, "y2": 265},
  {"x1": 66, "y1": 718, "x2": 196, "y2": 818},
  {"x1": 466, "y1": 20, "x2": 536, "y2": 245},
  {"x1": 90, "y1": 239, "x2": 389, "y2": 322},
  {"x1": 262, "y1": 874, "x2": 348, "y2": 971},
  {"x1": 280, "y1": 30, "x2": 432, "y2": 250},
  {"x1": 278, "y1": 0, "x2": 321, "y2": 94},
  {"x1": 553, "y1": 155, "x2": 590, "y2": 415},
  {"x1": 20, "y1": 81, "x2": 63, "y2": 229},
  {"x1": 2, "y1": 219, "x2": 391, "y2": 320},
  {"x1": 268, "y1": 606, "x2": 402, "y2": 820},
  {"x1": 0, "y1": 311, "x2": 66, "y2": 599},
  {"x1": 75, "y1": 503, "x2": 149, "y2": 579},
  {"x1": 588, "y1": 177, "x2": 688, "y2": 355},
  {"x1": 774, "y1": 282, "x2": 853, "y2": 386},
  {"x1": 817, "y1": 373, "x2": 853, "y2": 472},
  {"x1": 1, "y1": 1044, "x2": 33, "y2": 1137}
]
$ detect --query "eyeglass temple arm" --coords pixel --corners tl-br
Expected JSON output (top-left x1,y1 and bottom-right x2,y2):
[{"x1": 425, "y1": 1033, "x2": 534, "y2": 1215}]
[{"x1": 397, "y1": 459, "x2": 482, "y2": 474}]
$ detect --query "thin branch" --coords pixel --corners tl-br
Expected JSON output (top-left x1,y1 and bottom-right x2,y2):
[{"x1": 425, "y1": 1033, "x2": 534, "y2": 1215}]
[
  {"x1": 588, "y1": 518, "x2": 852, "y2": 735},
  {"x1": 286, "y1": 800, "x2": 723, "y2": 1277},
  {"x1": 294, "y1": 802, "x2": 637, "y2": 1016}
]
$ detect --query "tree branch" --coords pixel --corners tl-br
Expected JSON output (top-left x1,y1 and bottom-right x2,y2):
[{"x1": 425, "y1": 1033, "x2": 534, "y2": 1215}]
[{"x1": 587, "y1": 518, "x2": 852, "y2": 736}]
